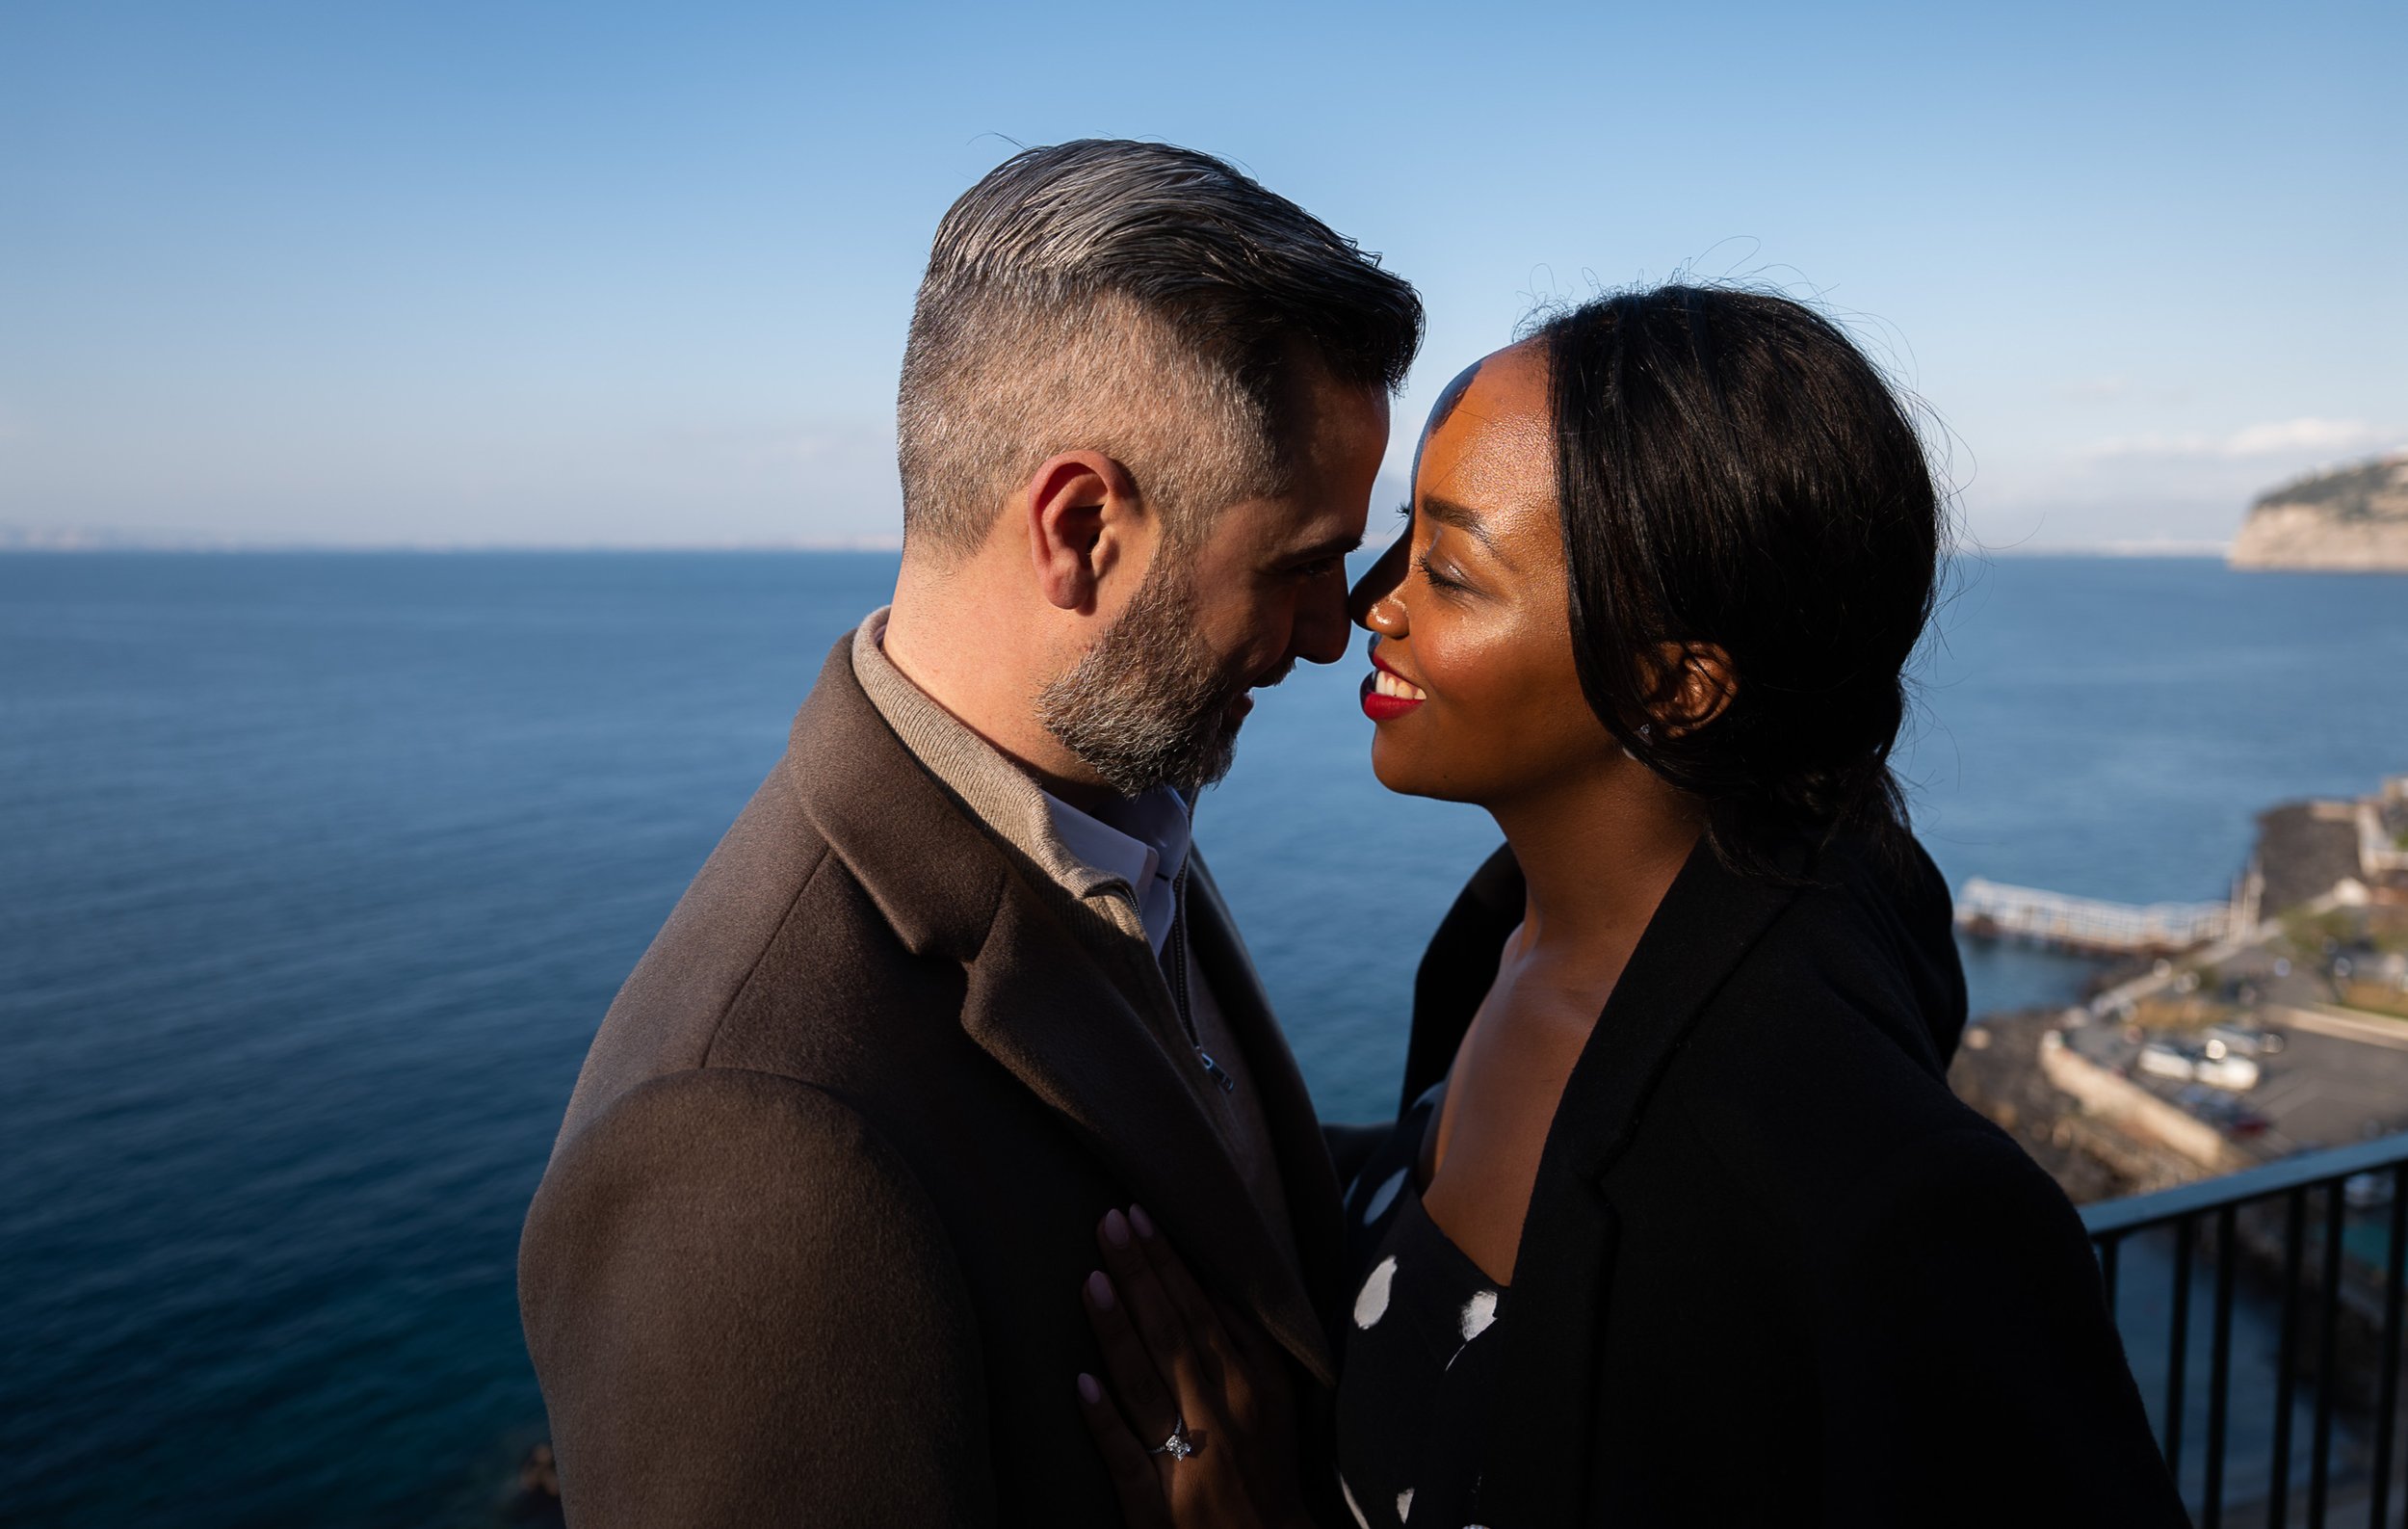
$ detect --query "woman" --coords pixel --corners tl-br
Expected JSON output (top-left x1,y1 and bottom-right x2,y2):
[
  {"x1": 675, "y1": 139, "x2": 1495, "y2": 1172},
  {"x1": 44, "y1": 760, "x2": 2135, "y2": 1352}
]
[{"x1": 1074, "y1": 286, "x2": 2186, "y2": 1527}]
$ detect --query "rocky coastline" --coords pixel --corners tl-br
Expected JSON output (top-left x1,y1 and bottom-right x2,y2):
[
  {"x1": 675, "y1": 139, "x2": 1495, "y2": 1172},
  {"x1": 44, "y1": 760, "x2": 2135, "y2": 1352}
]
[{"x1": 2229, "y1": 452, "x2": 2408, "y2": 571}]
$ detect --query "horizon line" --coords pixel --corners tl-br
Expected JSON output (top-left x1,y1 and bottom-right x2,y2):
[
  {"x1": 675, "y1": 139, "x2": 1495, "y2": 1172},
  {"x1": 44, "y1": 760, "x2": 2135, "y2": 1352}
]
[
  {"x1": 1986, "y1": 540, "x2": 2233, "y2": 559},
  {"x1": 0, "y1": 531, "x2": 907, "y2": 554},
  {"x1": 2, "y1": 536, "x2": 2238, "y2": 559}
]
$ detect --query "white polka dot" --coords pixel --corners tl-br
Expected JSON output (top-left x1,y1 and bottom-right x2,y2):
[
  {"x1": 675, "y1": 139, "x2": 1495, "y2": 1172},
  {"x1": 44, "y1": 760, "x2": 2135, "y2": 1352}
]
[
  {"x1": 1339, "y1": 1472, "x2": 1371, "y2": 1529},
  {"x1": 1396, "y1": 1487, "x2": 1416, "y2": 1520},
  {"x1": 1353, "y1": 1254, "x2": 1398, "y2": 1328},
  {"x1": 1362, "y1": 1167, "x2": 1406, "y2": 1224},
  {"x1": 1458, "y1": 1288, "x2": 1498, "y2": 1342}
]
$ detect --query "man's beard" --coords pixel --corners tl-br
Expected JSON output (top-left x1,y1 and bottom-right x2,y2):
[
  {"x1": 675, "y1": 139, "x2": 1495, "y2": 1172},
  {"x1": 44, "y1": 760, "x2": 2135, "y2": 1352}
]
[{"x1": 1036, "y1": 554, "x2": 1273, "y2": 797}]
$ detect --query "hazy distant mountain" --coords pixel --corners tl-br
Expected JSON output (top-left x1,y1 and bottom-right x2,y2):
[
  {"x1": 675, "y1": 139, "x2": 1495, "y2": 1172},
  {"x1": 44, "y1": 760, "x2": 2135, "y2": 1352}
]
[
  {"x1": 2229, "y1": 452, "x2": 2408, "y2": 571},
  {"x1": 0, "y1": 525, "x2": 244, "y2": 551}
]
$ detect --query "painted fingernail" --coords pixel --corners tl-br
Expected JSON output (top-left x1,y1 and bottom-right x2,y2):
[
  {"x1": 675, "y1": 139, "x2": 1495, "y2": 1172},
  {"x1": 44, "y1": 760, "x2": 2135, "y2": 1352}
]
[
  {"x1": 1129, "y1": 1203, "x2": 1156, "y2": 1239},
  {"x1": 1078, "y1": 1372, "x2": 1103, "y2": 1405},
  {"x1": 1103, "y1": 1208, "x2": 1131, "y2": 1249},
  {"x1": 1087, "y1": 1270, "x2": 1115, "y2": 1310}
]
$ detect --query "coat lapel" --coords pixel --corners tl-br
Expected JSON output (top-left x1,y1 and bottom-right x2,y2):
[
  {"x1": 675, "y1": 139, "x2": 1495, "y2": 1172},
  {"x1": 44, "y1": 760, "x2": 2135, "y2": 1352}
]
[
  {"x1": 1468, "y1": 836, "x2": 1810, "y2": 1526},
  {"x1": 788, "y1": 637, "x2": 1335, "y2": 1384},
  {"x1": 1183, "y1": 853, "x2": 1350, "y2": 1345},
  {"x1": 1403, "y1": 843, "x2": 1527, "y2": 1112},
  {"x1": 959, "y1": 879, "x2": 1337, "y2": 1383}
]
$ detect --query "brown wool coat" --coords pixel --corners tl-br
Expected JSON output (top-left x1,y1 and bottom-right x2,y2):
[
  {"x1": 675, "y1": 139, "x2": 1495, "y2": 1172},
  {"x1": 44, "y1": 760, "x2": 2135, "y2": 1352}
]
[{"x1": 518, "y1": 636, "x2": 1348, "y2": 1527}]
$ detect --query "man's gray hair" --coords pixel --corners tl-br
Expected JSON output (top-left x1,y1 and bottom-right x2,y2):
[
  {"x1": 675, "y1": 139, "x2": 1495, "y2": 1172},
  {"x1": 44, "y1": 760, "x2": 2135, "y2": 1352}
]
[{"x1": 896, "y1": 140, "x2": 1423, "y2": 560}]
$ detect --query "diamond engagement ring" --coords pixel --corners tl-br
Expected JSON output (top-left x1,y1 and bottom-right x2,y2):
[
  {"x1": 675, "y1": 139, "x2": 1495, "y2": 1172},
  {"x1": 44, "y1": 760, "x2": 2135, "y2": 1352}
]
[{"x1": 1147, "y1": 1415, "x2": 1196, "y2": 1460}]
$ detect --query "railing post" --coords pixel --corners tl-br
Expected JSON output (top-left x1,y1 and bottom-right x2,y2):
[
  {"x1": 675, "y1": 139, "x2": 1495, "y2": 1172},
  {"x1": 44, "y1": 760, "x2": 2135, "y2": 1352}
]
[
  {"x1": 2306, "y1": 1180, "x2": 2344, "y2": 1527},
  {"x1": 2101, "y1": 1232, "x2": 2121, "y2": 1321},
  {"x1": 2203, "y1": 1204, "x2": 2235, "y2": 1529},
  {"x1": 2168, "y1": 1217, "x2": 2195, "y2": 1483},
  {"x1": 2075, "y1": 1132, "x2": 2408, "y2": 1529},
  {"x1": 2369, "y1": 1166, "x2": 2405, "y2": 1529},
  {"x1": 2269, "y1": 1188, "x2": 2306, "y2": 1529}
]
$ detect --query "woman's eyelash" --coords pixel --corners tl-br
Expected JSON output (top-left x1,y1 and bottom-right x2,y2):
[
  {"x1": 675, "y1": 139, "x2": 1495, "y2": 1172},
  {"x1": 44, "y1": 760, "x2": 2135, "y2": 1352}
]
[
  {"x1": 1416, "y1": 553, "x2": 1465, "y2": 592},
  {"x1": 1394, "y1": 500, "x2": 1415, "y2": 521}
]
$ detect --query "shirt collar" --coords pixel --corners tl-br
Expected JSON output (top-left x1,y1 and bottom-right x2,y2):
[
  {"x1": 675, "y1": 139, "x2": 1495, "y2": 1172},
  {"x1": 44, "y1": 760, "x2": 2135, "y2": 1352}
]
[
  {"x1": 1040, "y1": 787, "x2": 1193, "y2": 955},
  {"x1": 851, "y1": 606, "x2": 1193, "y2": 951}
]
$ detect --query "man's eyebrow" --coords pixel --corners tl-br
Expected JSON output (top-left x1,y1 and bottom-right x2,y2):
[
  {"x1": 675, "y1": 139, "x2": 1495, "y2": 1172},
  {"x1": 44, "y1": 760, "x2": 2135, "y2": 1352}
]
[{"x1": 1286, "y1": 529, "x2": 1364, "y2": 563}]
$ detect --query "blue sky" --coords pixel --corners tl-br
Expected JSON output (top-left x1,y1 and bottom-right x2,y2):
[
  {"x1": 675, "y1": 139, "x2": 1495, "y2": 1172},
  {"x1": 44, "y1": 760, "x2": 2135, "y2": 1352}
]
[{"x1": 4, "y1": 0, "x2": 2400, "y2": 549}]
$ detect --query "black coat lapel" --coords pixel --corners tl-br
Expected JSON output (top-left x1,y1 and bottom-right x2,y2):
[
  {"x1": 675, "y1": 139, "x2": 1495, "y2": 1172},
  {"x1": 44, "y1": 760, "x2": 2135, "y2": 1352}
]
[
  {"x1": 1516, "y1": 838, "x2": 1808, "y2": 1180},
  {"x1": 1448, "y1": 837, "x2": 1810, "y2": 1526},
  {"x1": 1402, "y1": 843, "x2": 1526, "y2": 1113}
]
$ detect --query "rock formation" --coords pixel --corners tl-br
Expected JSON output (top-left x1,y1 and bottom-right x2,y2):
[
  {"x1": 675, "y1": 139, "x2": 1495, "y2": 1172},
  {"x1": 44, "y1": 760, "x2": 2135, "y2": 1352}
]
[{"x1": 2229, "y1": 452, "x2": 2408, "y2": 571}]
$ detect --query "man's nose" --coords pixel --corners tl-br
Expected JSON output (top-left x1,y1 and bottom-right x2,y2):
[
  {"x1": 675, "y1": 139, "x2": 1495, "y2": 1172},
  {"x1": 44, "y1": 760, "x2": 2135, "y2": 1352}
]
[
  {"x1": 1348, "y1": 527, "x2": 1411, "y2": 630},
  {"x1": 1291, "y1": 567, "x2": 1354, "y2": 666}
]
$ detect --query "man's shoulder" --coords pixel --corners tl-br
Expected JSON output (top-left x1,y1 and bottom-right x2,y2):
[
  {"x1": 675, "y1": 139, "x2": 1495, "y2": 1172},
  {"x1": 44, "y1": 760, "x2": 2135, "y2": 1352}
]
[{"x1": 553, "y1": 754, "x2": 952, "y2": 1148}]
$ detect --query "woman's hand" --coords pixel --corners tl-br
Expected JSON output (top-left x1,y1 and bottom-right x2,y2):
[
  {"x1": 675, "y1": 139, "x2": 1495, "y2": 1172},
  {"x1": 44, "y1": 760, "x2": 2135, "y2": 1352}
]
[{"x1": 1075, "y1": 1204, "x2": 1311, "y2": 1529}]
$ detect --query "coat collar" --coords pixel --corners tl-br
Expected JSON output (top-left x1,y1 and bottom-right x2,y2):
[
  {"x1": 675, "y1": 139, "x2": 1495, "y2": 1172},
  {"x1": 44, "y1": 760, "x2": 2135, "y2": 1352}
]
[
  {"x1": 785, "y1": 635, "x2": 1339, "y2": 1383},
  {"x1": 1531, "y1": 833, "x2": 1812, "y2": 1180},
  {"x1": 1406, "y1": 834, "x2": 1812, "y2": 1181},
  {"x1": 1456, "y1": 834, "x2": 1812, "y2": 1524}
]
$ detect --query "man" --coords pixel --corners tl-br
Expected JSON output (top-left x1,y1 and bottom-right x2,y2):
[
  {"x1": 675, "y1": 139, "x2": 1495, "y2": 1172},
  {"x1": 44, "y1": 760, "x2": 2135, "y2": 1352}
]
[{"x1": 518, "y1": 140, "x2": 1421, "y2": 1524}]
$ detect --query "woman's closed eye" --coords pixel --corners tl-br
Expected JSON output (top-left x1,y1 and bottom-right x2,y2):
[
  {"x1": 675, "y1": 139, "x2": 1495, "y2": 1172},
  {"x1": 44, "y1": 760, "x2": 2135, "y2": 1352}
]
[{"x1": 1416, "y1": 551, "x2": 1474, "y2": 595}]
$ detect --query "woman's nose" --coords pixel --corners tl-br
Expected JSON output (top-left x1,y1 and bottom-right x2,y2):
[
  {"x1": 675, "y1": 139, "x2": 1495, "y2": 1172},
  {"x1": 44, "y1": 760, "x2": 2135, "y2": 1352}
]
[{"x1": 1348, "y1": 526, "x2": 1411, "y2": 633}]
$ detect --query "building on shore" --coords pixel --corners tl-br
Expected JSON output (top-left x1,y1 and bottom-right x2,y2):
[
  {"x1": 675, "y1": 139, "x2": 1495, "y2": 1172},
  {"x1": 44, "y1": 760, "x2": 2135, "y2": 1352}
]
[
  {"x1": 1957, "y1": 774, "x2": 2408, "y2": 962},
  {"x1": 1955, "y1": 769, "x2": 2408, "y2": 1194}
]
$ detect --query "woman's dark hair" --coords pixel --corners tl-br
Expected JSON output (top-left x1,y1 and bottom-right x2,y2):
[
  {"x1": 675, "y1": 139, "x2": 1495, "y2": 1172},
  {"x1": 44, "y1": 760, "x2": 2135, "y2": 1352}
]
[{"x1": 1534, "y1": 285, "x2": 1943, "y2": 872}]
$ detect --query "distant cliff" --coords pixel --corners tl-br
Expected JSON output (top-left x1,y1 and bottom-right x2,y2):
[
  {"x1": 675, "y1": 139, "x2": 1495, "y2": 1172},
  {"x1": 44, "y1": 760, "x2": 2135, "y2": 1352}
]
[{"x1": 2229, "y1": 452, "x2": 2408, "y2": 571}]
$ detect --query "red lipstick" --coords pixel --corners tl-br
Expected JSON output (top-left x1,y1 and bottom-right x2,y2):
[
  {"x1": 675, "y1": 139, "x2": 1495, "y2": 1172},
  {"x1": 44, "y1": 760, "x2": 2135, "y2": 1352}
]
[{"x1": 1360, "y1": 646, "x2": 1426, "y2": 723}]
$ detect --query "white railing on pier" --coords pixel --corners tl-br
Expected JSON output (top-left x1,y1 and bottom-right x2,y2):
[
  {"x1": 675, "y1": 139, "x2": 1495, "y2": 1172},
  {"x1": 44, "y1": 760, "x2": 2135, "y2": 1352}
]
[{"x1": 1955, "y1": 878, "x2": 2233, "y2": 953}]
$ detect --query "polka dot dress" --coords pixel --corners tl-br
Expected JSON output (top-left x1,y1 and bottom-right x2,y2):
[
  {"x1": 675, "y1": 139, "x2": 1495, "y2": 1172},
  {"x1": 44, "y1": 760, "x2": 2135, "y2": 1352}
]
[{"x1": 1333, "y1": 1084, "x2": 1506, "y2": 1527}]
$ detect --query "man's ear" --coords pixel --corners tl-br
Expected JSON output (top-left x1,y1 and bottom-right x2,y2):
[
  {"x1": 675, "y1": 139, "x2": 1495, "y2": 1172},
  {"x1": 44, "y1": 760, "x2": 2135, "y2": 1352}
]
[{"x1": 1024, "y1": 451, "x2": 1145, "y2": 614}]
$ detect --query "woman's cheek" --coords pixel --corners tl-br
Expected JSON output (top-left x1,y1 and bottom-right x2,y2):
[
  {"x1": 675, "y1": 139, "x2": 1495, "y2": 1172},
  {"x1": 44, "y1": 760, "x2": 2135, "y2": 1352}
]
[{"x1": 1394, "y1": 647, "x2": 1481, "y2": 794}]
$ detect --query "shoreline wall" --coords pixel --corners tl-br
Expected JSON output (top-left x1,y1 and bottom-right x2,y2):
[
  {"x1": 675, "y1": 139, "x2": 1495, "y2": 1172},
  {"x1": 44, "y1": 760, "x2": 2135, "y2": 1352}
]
[{"x1": 2037, "y1": 1030, "x2": 2252, "y2": 1173}]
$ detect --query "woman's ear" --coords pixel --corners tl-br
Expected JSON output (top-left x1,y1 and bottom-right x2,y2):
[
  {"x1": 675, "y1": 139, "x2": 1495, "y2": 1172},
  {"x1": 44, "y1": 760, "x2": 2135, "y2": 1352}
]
[
  {"x1": 1653, "y1": 643, "x2": 1737, "y2": 736},
  {"x1": 1025, "y1": 452, "x2": 1145, "y2": 614}
]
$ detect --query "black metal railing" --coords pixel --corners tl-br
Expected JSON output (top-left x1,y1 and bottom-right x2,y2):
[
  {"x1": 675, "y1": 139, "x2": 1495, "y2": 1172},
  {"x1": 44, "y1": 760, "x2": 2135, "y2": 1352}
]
[{"x1": 2083, "y1": 1131, "x2": 2408, "y2": 1527}]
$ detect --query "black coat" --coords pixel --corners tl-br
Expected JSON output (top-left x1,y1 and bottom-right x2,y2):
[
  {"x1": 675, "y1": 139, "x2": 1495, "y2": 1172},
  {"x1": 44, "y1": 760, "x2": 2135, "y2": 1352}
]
[{"x1": 1393, "y1": 834, "x2": 2187, "y2": 1527}]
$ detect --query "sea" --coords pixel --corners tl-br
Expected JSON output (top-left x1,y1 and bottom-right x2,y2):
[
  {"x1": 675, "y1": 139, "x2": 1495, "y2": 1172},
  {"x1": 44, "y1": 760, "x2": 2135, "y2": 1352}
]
[{"x1": 4, "y1": 551, "x2": 2406, "y2": 1526}]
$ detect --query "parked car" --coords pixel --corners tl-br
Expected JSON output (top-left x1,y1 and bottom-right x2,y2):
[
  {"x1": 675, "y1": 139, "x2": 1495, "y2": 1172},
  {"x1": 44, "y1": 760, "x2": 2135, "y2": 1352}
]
[
  {"x1": 2138, "y1": 1042, "x2": 2197, "y2": 1080},
  {"x1": 2194, "y1": 1053, "x2": 2261, "y2": 1090},
  {"x1": 2204, "y1": 1024, "x2": 2285, "y2": 1059},
  {"x1": 2185, "y1": 1092, "x2": 2273, "y2": 1137},
  {"x1": 2137, "y1": 1041, "x2": 2260, "y2": 1092}
]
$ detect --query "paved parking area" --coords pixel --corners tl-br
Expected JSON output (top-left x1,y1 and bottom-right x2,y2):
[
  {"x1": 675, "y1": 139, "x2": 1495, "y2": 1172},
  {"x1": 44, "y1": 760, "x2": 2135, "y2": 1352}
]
[{"x1": 2247, "y1": 1012, "x2": 2408, "y2": 1148}]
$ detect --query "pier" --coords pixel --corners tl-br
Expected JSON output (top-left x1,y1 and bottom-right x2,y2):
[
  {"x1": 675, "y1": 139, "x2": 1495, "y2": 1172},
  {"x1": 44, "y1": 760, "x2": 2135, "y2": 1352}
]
[{"x1": 1955, "y1": 878, "x2": 2236, "y2": 955}]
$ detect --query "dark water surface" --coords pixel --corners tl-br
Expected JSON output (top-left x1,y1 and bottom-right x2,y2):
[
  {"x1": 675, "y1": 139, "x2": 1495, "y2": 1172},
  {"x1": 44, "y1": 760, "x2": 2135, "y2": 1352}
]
[{"x1": 4, "y1": 552, "x2": 2405, "y2": 1525}]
